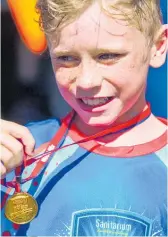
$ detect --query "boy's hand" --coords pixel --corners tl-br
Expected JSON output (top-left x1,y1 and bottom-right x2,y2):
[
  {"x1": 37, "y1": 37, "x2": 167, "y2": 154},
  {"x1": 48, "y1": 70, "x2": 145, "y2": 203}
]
[{"x1": 0, "y1": 120, "x2": 35, "y2": 178}]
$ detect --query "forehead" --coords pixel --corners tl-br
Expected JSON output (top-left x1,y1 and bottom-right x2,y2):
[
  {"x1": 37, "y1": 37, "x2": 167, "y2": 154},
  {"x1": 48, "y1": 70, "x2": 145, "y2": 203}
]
[{"x1": 51, "y1": 2, "x2": 144, "y2": 52}]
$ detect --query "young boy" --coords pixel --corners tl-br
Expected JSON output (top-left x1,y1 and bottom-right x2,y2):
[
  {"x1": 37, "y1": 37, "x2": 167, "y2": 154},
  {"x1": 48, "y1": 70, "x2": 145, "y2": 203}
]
[{"x1": 1, "y1": 0, "x2": 167, "y2": 236}]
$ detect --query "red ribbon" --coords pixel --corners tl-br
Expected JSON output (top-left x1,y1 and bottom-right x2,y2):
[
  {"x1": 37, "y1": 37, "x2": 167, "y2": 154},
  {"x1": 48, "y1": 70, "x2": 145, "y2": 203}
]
[{"x1": 1, "y1": 104, "x2": 151, "y2": 192}]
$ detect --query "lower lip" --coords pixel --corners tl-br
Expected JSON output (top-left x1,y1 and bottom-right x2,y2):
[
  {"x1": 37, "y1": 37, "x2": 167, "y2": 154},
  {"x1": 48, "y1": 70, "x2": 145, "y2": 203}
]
[{"x1": 77, "y1": 97, "x2": 115, "y2": 112}]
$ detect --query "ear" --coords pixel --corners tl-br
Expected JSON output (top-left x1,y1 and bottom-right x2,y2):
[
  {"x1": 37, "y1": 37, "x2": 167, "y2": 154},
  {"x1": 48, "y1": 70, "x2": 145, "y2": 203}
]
[{"x1": 149, "y1": 24, "x2": 167, "y2": 68}]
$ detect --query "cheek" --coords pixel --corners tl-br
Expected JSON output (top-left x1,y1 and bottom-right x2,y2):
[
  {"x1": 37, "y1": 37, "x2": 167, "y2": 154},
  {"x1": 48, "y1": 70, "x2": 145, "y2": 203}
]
[
  {"x1": 102, "y1": 62, "x2": 140, "y2": 87},
  {"x1": 51, "y1": 58, "x2": 76, "y2": 87},
  {"x1": 54, "y1": 67, "x2": 76, "y2": 89},
  {"x1": 118, "y1": 65, "x2": 148, "y2": 100},
  {"x1": 108, "y1": 55, "x2": 148, "y2": 84},
  {"x1": 55, "y1": 69, "x2": 77, "y2": 100},
  {"x1": 102, "y1": 60, "x2": 147, "y2": 98},
  {"x1": 56, "y1": 83, "x2": 73, "y2": 103}
]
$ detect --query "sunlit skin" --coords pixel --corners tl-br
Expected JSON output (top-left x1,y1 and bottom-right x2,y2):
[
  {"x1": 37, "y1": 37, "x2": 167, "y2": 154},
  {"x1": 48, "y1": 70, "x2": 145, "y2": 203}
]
[
  {"x1": 1, "y1": 1, "x2": 166, "y2": 178},
  {"x1": 50, "y1": 2, "x2": 167, "y2": 146}
]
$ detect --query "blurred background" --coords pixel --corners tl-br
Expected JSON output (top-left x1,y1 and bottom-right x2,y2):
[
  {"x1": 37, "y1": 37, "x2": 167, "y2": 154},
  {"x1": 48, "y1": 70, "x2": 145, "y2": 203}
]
[{"x1": 1, "y1": 0, "x2": 167, "y2": 125}]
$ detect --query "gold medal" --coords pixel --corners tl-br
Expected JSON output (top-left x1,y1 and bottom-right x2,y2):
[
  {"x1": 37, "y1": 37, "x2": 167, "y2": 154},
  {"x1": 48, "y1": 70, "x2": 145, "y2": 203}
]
[{"x1": 5, "y1": 192, "x2": 38, "y2": 224}]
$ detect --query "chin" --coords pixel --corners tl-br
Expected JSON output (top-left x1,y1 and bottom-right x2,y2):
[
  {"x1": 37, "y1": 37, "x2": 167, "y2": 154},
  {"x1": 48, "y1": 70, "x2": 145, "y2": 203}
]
[{"x1": 81, "y1": 114, "x2": 119, "y2": 127}]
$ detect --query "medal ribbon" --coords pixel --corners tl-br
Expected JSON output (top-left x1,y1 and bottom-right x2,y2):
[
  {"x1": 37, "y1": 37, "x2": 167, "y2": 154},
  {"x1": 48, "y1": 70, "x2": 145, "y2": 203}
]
[{"x1": 2, "y1": 103, "x2": 151, "y2": 193}]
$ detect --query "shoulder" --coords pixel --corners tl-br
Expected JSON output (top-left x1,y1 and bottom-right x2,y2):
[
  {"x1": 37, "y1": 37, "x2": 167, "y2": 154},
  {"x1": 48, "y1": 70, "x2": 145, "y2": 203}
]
[
  {"x1": 157, "y1": 117, "x2": 168, "y2": 125},
  {"x1": 26, "y1": 118, "x2": 61, "y2": 149},
  {"x1": 155, "y1": 144, "x2": 168, "y2": 167}
]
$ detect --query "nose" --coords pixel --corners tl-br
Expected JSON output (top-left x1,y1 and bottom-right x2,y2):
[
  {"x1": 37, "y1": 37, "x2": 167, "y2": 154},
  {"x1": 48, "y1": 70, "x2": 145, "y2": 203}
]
[{"x1": 76, "y1": 61, "x2": 103, "y2": 92}]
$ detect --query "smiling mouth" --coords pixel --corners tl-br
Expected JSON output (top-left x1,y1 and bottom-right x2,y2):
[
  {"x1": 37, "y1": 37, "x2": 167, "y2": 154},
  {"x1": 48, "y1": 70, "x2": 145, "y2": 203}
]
[{"x1": 79, "y1": 97, "x2": 114, "y2": 107}]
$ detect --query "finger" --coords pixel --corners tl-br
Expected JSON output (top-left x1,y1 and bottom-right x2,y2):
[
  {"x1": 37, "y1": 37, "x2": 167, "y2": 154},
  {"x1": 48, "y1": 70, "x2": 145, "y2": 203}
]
[
  {"x1": 0, "y1": 133, "x2": 24, "y2": 158},
  {"x1": 1, "y1": 120, "x2": 35, "y2": 155},
  {"x1": 1, "y1": 146, "x2": 21, "y2": 171},
  {"x1": 0, "y1": 162, "x2": 7, "y2": 178}
]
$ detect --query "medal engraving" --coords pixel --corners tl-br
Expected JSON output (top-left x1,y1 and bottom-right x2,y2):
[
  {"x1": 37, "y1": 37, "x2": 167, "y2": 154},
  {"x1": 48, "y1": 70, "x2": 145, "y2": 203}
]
[{"x1": 5, "y1": 192, "x2": 38, "y2": 224}]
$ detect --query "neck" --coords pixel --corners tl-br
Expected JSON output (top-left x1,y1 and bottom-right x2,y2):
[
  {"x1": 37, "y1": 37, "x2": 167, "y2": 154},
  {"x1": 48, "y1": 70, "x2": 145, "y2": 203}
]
[
  {"x1": 73, "y1": 98, "x2": 167, "y2": 146},
  {"x1": 74, "y1": 96, "x2": 147, "y2": 136}
]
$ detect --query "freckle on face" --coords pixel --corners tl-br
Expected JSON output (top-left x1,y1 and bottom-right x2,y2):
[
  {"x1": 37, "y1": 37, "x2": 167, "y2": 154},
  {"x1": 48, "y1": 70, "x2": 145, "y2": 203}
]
[{"x1": 51, "y1": 2, "x2": 148, "y2": 127}]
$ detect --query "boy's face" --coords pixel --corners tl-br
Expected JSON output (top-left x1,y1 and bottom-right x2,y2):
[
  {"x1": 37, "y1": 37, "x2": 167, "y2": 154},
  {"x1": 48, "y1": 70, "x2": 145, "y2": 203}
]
[{"x1": 50, "y1": 2, "x2": 151, "y2": 126}]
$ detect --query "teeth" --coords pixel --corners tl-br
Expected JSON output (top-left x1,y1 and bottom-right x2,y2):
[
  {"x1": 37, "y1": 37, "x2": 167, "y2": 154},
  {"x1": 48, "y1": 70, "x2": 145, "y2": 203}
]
[{"x1": 82, "y1": 97, "x2": 110, "y2": 106}]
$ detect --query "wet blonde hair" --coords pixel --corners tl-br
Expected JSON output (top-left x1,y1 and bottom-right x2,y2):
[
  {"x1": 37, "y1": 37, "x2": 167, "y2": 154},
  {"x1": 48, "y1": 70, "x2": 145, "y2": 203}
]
[{"x1": 36, "y1": 0, "x2": 162, "y2": 45}]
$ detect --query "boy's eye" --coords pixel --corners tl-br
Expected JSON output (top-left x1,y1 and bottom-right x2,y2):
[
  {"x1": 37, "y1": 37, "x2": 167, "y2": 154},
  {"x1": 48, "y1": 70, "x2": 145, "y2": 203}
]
[
  {"x1": 97, "y1": 53, "x2": 121, "y2": 63},
  {"x1": 57, "y1": 55, "x2": 76, "y2": 62},
  {"x1": 55, "y1": 55, "x2": 79, "y2": 67}
]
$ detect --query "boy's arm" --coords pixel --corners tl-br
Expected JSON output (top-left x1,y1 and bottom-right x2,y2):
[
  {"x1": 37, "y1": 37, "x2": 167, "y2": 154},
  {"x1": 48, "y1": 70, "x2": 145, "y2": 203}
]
[{"x1": 0, "y1": 119, "x2": 35, "y2": 178}]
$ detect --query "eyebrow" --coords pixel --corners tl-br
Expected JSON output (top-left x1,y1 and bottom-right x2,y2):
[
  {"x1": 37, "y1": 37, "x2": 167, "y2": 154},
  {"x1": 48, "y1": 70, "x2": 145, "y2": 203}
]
[
  {"x1": 51, "y1": 49, "x2": 77, "y2": 57},
  {"x1": 89, "y1": 47, "x2": 129, "y2": 55},
  {"x1": 51, "y1": 46, "x2": 129, "y2": 57}
]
